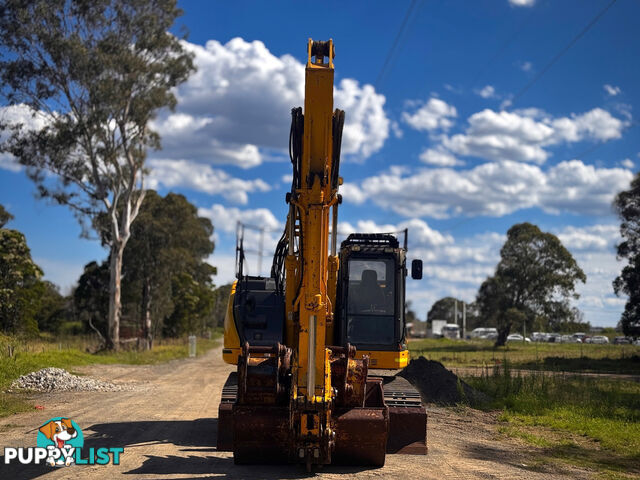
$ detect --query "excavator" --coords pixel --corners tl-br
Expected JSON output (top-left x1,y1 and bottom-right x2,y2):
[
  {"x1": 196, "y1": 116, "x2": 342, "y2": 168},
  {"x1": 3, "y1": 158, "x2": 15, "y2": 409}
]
[{"x1": 216, "y1": 39, "x2": 427, "y2": 470}]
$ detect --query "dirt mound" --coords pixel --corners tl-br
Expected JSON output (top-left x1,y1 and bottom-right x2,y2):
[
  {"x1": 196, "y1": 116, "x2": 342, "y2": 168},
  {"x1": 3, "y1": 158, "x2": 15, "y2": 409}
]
[{"x1": 398, "y1": 357, "x2": 489, "y2": 406}]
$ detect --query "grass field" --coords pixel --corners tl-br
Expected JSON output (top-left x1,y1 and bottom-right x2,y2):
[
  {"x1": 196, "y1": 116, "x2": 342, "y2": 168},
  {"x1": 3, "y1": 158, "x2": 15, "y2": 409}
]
[
  {"x1": 408, "y1": 337, "x2": 640, "y2": 374},
  {"x1": 0, "y1": 331, "x2": 222, "y2": 417},
  {"x1": 408, "y1": 338, "x2": 640, "y2": 478},
  {"x1": 464, "y1": 365, "x2": 640, "y2": 479}
]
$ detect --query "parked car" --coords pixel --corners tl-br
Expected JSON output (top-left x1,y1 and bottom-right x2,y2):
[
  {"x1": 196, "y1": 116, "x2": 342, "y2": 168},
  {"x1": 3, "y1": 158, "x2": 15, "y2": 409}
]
[
  {"x1": 506, "y1": 333, "x2": 531, "y2": 343},
  {"x1": 572, "y1": 332, "x2": 587, "y2": 343},
  {"x1": 469, "y1": 327, "x2": 498, "y2": 340},
  {"x1": 613, "y1": 336, "x2": 632, "y2": 345},
  {"x1": 588, "y1": 335, "x2": 610, "y2": 344},
  {"x1": 546, "y1": 333, "x2": 561, "y2": 343},
  {"x1": 531, "y1": 332, "x2": 547, "y2": 342}
]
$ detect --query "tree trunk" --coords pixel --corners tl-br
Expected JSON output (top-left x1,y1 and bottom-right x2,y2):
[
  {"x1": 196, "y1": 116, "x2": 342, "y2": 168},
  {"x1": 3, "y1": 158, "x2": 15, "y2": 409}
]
[
  {"x1": 107, "y1": 243, "x2": 124, "y2": 350},
  {"x1": 141, "y1": 277, "x2": 152, "y2": 350},
  {"x1": 494, "y1": 323, "x2": 512, "y2": 347}
]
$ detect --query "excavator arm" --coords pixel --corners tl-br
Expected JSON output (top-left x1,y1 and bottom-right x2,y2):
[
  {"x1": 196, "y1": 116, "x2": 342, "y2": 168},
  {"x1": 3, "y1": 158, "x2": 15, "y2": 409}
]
[{"x1": 216, "y1": 39, "x2": 426, "y2": 471}]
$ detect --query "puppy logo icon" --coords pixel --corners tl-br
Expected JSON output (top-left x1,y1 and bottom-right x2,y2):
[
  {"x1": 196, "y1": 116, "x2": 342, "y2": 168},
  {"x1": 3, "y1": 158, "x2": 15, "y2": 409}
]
[{"x1": 37, "y1": 417, "x2": 84, "y2": 467}]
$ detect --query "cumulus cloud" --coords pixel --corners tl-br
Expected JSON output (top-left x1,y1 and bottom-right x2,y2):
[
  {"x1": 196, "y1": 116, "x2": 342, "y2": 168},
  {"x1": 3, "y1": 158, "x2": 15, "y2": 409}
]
[
  {"x1": 339, "y1": 182, "x2": 368, "y2": 205},
  {"x1": 198, "y1": 203, "x2": 285, "y2": 277},
  {"x1": 556, "y1": 224, "x2": 619, "y2": 251},
  {"x1": 198, "y1": 203, "x2": 282, "y2": 234},
  {"x1": 604, "y1": 84, "x2": 621, "y2": 96},
  {"x1": 442, "y1": 107, "x2": 627, "y2": 164},
  {"x1": 147, "y1": 158, "x2": 270, "y2": 204},
  {"x1": 346, "y1": 159, "x2": 632, "y2": 218},
  {"x1": 419, "y1": 148, "x2": 463, "y2": 166},
  {"x1": 621, "y1": 158, "x2": 634, "y2": 169},
  {"x1": 339, "y1": 218, "x2": 454, "y2": 248},
  {"x1": 0, "y1": 104, "x2": 50, "y2": 172},
  {"x1": 402, "y1": 97, "x2": 457, "y2": 132},
  {"x1": 334, "y1": 79, "x2": 389, "y2": 158},
  {"x1": 152, "y1": 37, "x2": 389, "y2": 168},
  {"x1": 509, "y1": 0, "x2": 535, "y2": 6},
  {"x1": 475, "y1": 85, "x2": 498, "y2": 99}
]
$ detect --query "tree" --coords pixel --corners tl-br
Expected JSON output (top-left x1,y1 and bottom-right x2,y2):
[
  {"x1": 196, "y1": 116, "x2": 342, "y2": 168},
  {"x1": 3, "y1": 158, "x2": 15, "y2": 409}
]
[
  {"x1": 33, "y1": 281, "x2": 68, "y2": 333},
  {"x1": 211, "y1": 284, "x2": 233, "y2": 328},
  {"x1": 74, "y1": 261, "x2": 110, "y2": 344},
  {"x1": 476, "y1": 223, "x2": 586, "y2": 346},
  {"x1": 0, "y1": 204, "x2": 14, "y2": 228},
  {"x1": 117, "y1": 191, "x2": 215, "y2": 347},
  {"x1": 427, "y1": 297, "x2": 460, "y2": 325},
  {"x1": 0, "y1": 1, "x2": 196, "y2": 349},
  {"x1": 0, "y1": 225, "x2": 43, "y2": 334},
  {"x1": 613, "y1": 171, "x2": 640, "y2": 337},
  {"x1": 164, "y1": 272, "x2": 215, "y2": 337},
  {"x1": 426, "y1": 297, "x2": 479, "y2": 328}
]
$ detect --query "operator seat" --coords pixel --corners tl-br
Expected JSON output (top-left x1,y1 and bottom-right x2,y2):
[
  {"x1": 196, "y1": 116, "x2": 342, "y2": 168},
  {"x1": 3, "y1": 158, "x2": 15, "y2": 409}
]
[{"x1": 352, "y1": 269, "x2": 384, "y2": 312}]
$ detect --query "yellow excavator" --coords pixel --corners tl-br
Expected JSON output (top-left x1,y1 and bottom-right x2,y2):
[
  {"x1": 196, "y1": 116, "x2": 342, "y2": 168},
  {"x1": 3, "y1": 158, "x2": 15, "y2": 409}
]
[{"x1": 216, "y1": 39, "x2": 427, "y2": 470}]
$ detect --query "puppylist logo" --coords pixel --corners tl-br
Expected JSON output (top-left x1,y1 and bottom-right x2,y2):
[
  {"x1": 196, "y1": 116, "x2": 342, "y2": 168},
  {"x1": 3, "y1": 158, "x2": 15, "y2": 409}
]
[{"x1": 4, "y1": 417, "x2": 123, "y2": 467}]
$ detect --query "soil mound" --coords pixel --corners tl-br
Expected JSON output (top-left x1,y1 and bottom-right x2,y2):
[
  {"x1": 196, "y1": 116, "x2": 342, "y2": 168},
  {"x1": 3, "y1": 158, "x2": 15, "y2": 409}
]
[{"x1": 398, "y1": 357, "x2": 489, "y2": 406}]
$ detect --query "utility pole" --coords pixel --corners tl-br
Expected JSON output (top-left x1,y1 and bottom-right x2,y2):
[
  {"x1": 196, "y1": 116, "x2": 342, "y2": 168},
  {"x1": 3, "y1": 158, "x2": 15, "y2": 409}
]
[
  {"x1": 462, "y1": 301, "x2": 466, "y2": 340},
  {"x1": 454, "y1": 299, "x2": 458, "y2": 339},
  {"x1": 258, "y1": 227, "x2": 265, "y2": 275}
]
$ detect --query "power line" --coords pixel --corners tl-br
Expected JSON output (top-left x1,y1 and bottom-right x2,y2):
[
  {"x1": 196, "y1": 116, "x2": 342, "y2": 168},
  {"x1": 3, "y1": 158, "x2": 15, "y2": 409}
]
[
  {"x1": 508, "y1": 0, "x2": 618, "y2": 109},
  {"x1": 375, "y1": 0, "x2": 418, "y2": 88}
]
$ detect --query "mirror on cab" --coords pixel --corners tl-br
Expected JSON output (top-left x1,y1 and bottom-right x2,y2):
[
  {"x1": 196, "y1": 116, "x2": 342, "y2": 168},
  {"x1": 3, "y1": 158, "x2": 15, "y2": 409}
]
[{"x1": 411, "y1": 259, "x2": 423, "y2": 280}]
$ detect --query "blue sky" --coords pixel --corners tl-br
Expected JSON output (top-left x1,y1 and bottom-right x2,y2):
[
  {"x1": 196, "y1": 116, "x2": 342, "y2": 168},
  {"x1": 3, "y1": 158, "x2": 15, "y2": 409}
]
[{"x1": 1, "y1": 0, "x2": 638, "y2": 327}]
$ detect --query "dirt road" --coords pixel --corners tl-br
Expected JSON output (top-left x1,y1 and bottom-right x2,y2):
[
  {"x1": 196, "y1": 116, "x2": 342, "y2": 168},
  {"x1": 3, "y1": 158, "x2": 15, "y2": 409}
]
[{"x1": 0, "y1": 345, "x2": 594, "y2": 479}]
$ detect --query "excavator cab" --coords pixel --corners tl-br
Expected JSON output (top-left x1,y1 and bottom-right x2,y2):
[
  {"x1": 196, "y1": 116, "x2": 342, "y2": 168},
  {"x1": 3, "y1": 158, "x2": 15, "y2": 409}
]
[{"x1": 336, "y1": 232, "x2": 422, "y2": 369}]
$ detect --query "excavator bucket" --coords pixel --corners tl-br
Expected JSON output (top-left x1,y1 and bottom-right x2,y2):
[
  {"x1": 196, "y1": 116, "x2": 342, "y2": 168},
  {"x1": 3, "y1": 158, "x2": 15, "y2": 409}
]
[{"x1": 332, "y1": 378, "x2": 388, "y2": 466}]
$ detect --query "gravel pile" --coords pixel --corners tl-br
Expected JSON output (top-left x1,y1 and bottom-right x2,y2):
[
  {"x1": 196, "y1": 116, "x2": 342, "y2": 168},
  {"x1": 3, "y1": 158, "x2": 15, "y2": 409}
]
[
  {"x1": 10, "y1": 367, "x2": 128, "y2": 392},
  {"x1": 398, "y1": 357, "x2": 490, "y2": 406}
]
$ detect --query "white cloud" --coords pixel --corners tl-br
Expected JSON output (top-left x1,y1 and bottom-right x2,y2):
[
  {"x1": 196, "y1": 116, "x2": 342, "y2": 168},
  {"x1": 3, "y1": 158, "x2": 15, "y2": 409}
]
[
  {"x1": 334, "y1": 79, "x2": 389, "y2": 158},
  {"x1": 475, "y1": 85, "x2": 497, "y2": 99},
  {"x1": 556, "y1": 224, "x2": 619, "y2": 251},
  {"x1": 604, "y1": 84, "x2": 621, "y2": 96},
  {"x1": 207, "y1": 253, "x2": 237, "y2": 285},
  {"x1": 621, "y1": 158, "x2": 634, "y2": 169},
  {"x1": 339, "y1": 182, "x2": 368, "y2": 205},
  {"x1": 198, "y1": 204, "x2": 285, "y2": 278},
  {"x1": 147, "y1": 158, "x2": 270, "y2": 204},
  {"x1": 442, "y1": 107, "x2": 626, "y2": 164},
  {"x1": 152, "y1": 37, "x2": 389, "y2": 168},
  {"x1": 349, "y1": 159, "x2": 632, "y2": 218},
  {"x1": 402, "y1": 97, "x2": 457, "y2": 132},
  {"x1": 419, "y1": 148, "x2": 463, "y2": 166},
  {"x1": 0, "y1": 104, "x2": 50, "y2": 172},
  {"x1": 339, "y1": 218, "x2": 454, "y2": 248},
  {"x1": 509, "y1": 0, "x2": 535, "y2": 6},
  {"x1": 198, "y1": 203, "x2": 282, "y2": 234},
  {"x1": 518, "y1": 61, "x2": 533, "y2": 72}
]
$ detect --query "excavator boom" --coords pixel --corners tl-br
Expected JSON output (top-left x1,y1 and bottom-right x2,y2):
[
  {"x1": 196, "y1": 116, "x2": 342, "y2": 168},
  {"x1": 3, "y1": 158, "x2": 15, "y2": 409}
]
[{"x1": 217, "y1": 39, "x2": 427, "y2": 470}]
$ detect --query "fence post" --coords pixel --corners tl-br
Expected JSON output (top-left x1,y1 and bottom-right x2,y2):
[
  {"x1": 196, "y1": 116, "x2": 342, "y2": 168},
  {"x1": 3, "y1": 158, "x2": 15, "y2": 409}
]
[{"x1": 188, "y1": 335, "x2": 197, "y2": 358}]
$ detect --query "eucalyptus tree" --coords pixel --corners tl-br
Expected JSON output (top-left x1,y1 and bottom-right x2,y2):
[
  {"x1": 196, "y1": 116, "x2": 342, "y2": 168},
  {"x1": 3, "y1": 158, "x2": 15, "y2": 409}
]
[
  {"x1": 0, "y1": 0, "x2": 195, "y2": 348},
  {"x1": 476, "y1": 223, "x2": 586, "y2": 346},
  {"x1": 613, "y1": 172, "x2": 640, "y2": 337}
]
